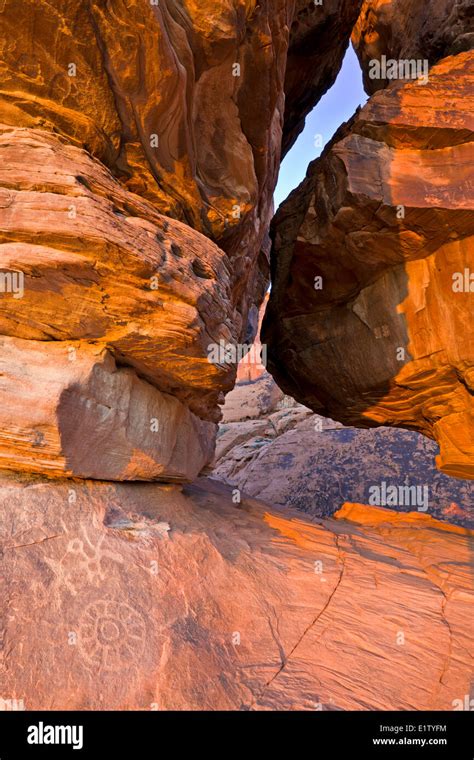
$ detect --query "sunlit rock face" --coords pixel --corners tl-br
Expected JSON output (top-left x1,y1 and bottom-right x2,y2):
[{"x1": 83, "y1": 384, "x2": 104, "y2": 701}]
[
  {"x1": 1, "y1": 474, "x2": 473, "y2": 710},
  {"x1": 0, "y1": 127, "x2": 239, "y2": 425},
  {"x1": 0, "y1": 0, "x2": 359, "y2": 351},
  {"x1": 264, "y1": 51, "x2": 474, "y2": 479},
  {"x1": 353, "y1": 0, "x2": 474, "y2": 94},
  {"x1": 0, "y1": 0, "x2": 359, "y2": 478}
]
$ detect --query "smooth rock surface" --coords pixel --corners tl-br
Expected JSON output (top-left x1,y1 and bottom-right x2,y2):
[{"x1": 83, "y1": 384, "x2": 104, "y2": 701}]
[
  {"x1": 1, "y1": 475, "x2": 473, "y2": 710},
  {"x1": 0, "y1": 336, "x2": 215, "y2": 481}
]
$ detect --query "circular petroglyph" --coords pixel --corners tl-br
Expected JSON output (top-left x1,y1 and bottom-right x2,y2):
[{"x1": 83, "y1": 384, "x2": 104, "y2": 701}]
[{"x1": 78, "y1": 600, "x2": 146, "y2": 671}]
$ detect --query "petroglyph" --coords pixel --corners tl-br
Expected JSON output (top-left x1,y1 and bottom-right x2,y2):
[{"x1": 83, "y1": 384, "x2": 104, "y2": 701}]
[{"x1": 78, "y1": 600, "x2": 146, "y2": 671}]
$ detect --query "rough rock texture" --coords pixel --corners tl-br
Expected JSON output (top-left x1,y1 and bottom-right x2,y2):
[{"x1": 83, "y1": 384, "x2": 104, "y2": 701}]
[
  {"x1": 353, "y1": 0, "x2": 474, "y2": 94},
  {"x1": 265, "y1": 51, "x2": 474, "y2": 480},
  {"x1": 0, "y1": 126, "x2": 239, "y2": 424},
  {"x1": 1, "y1": 0, "x2": 473, "y2": 714},
  {"x1": 0, "y1": 0, "x2": 359, "y2": 344},
  {"x1": 219, "y1": 293, "x2": 284, "y2": 422},
  {"x1": 0, "y1": 0, "x2": 283, "y2": 271},
  {"x1": 220, "y1": 372, "x2": 285, "y2": 424},
  {"x1": 214, "y1": 416, "x2": 474, "y2": 528},
  {"x1": 0, "y1": 0, "x2": 361, "y2": 478},
  {"x1": 236, "y1": 293, "x2": 268, "y2": 384},
  {"x1": 1, "y1": 475, "x2": 473, "y2": 710},
  {"x1": 0, "y1": 336, "x2": 215, "y2": 481},
  {"x1": 213, "y1": 370, "x2": 474, "y2": 528}
]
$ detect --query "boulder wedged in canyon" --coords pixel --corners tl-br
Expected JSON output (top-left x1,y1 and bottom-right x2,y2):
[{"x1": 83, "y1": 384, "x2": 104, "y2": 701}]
[
  {"x1": 1, "y1": 474, "x2": 473, "y2": 710},
  {"x1": 0, "y1": 0, "x2": 362, "y2": 479},
  {"x1": 264, "y1": 51, "x2": 474, "y2": 480},
  {"x1": 0, "y1": 336, "x2": 215, "y2": 481},
  {"x1": 353, "y1": 0, "x2": 474, "y2": 94}
]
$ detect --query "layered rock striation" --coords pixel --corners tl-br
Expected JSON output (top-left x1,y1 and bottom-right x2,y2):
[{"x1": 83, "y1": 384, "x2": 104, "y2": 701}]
[
  {"x1": 0, "y1": 0, "x2": 360, "y2": 479},
  {"x1": 0, "y1": 0, "x2": 473, "y2": 713}
]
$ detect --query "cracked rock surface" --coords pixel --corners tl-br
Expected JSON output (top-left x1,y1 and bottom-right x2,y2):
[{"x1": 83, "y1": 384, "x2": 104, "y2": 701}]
[{"x1": 1, "y1": 474, "x2": 472, "y2": 710}]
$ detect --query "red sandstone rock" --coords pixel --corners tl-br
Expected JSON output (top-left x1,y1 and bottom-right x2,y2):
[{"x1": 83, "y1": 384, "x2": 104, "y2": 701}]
[
  {"x1": 0, "y1": 475, "x2": 472, "y2": 710},
  {"x1": 0, "y1": 0, "x2": 361, "y2": 459},
  {"x1": 353, "y1": 0, "x2": 474, "y2": 94},
  {"x1": 265, "y1": 52, "x2": 474, "y2": 479},
  {"x1": 0, "y1": 126, "x2": 239, "y2": 423},
  {"x1": 0, "y1": 336, "x2": 215, "y2": 481},
  {"x1": 220, "y1": 373, "x2": 286, "y2": 425},
  {"x1": 0, "y1": 0, "x2": 358, "y2": 351},
  {"x1": 236, "y1": 293, "x2": 269, "y2": 384}
]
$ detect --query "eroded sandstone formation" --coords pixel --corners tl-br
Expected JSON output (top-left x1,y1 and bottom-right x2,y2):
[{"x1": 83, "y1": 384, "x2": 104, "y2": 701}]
[
  {"x1": 353, "y1": 0, "x2": 474, "y2": 93},
  {"x1": 0, "y1": 0, "x2": 360, "y2": 479},
  {"x1": 0, "y1": 0, "x2": 473, "y2": 714},
  {"x1": 0, "y1": 127, "x2": 239, "y2": 423},
  {"x1": 265, "y1": 50, "x2": 474, "y2": 479},
  {"x1": 212, "y1": 357, "x2": 474, "y2": 528},
  {"x1": 0, "y1": 0, "x2": 360, "y2": 352},
  {"x1": 1, "y1": 475, "x2": 473, "y2": 710}
]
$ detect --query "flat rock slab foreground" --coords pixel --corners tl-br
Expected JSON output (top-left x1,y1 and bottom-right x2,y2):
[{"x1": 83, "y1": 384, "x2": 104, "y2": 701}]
[{"x1": 0, "y1": 475, "x2": 473, "y2": 710}]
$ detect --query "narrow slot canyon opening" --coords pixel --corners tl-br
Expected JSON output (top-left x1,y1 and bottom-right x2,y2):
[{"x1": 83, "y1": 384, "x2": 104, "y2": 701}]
[
  {"x1": 211, "y1": 46, "x2": 473, "y2": 529},
  {"x1": 274, "y1": 46, "x2": 367, "y2": 210}
]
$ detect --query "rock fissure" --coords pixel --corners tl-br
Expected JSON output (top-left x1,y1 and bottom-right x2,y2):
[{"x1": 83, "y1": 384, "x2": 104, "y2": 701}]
[{"x1": 249, "y1": 531, "x2": 346, "y2": 708}]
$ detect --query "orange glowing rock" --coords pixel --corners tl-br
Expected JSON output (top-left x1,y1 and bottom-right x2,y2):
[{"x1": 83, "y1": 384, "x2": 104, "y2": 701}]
[
  {"x1": 265, "y1": 52, "x2": 474, "y2": 479},
  {"x1": 1, "y1": 476, "x2": 472, "y2": 709}
]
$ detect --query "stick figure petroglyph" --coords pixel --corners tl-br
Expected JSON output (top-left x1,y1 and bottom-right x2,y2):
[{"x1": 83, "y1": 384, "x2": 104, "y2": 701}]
[{"x1": 43, "y1": 525, "x2": 123, "y2": 596}]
